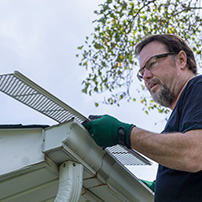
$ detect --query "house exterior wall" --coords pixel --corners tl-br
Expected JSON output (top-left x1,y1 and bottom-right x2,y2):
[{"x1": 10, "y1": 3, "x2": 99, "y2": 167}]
[{"x1": 0, "y1": 127, "x2": 45, "y2": 175}]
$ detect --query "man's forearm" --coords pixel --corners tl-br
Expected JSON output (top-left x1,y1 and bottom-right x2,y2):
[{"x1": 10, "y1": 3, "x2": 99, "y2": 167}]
[
  {"x1": 130, "y1": 127, "x2": 202, "y2": 172},
  {"x1": 82, "y1": 114, "x2": 202, "y2": 172}
]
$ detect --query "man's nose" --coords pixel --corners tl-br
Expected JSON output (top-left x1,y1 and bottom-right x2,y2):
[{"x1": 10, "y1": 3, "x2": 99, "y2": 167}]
[{"x1": 143, "y1": 68, "x2": 153, "y2": 81}]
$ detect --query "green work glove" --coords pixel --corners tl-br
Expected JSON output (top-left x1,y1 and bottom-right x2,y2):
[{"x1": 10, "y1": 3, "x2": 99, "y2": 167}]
[
  {"x1": 140, "y1": 179, "x2": 155, "y2": 192},
  {"x1": 82, "y1": 114, "x2": 135, "y2": 148}
]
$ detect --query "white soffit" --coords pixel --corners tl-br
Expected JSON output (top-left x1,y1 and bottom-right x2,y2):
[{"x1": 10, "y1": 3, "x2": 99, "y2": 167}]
[{"x1": 0, "y1": 71, "x2": 151, "y2": 166}]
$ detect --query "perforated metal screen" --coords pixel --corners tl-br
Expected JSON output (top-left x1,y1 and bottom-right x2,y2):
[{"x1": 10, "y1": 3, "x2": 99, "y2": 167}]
[
  {"x1": 0, "y1": 71, "x2": 151, "y2": 166},
  {"x1": 106, "y1": 145, "x2": 150, "y2": 166},
  {"x1": 0, "y1": 71, "x2": 86, "y2": 124}
]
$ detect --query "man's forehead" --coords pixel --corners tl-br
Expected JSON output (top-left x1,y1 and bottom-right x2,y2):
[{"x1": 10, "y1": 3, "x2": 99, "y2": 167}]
[{"x1": 139, "y1": 41, "x2": 167, "y2": 67}]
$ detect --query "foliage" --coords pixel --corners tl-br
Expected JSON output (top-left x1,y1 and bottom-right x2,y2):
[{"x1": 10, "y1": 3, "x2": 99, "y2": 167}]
[{"x1": 77, "y1": 0, "x2": 202, "y2": 114}]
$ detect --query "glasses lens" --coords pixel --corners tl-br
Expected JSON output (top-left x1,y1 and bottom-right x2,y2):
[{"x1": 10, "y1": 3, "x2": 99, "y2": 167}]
[
  {"x1": 137, "y1": 68, "x2": 144, "y2": 81},
  {"x1": 146, "y1": 56, "x2": 158, "y2": 71},
  {"x1": 137, "y1": 52, "x2": 175, "y2": 81},
  {"x1": 137, "y1": 56, "x2": 157, "y2": 81}
]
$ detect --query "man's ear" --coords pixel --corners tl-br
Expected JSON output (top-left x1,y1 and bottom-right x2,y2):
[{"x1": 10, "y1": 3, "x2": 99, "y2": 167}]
[{"x1": 176, "y1": 50, "x2": 187, "y2": 70}]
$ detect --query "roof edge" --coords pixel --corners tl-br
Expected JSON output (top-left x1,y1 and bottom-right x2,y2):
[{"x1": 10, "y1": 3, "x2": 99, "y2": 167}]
[{"x1": 0, "y1": 124, "x2": 49, "y2": 129}]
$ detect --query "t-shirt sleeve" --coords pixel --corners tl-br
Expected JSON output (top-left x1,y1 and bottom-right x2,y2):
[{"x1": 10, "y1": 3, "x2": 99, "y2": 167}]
[{"x1": 179, "y1": 81, "x2": 202, "y2": 133}]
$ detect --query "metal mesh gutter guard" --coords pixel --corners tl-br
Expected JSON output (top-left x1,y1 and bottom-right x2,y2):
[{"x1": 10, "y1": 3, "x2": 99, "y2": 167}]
[{"x1": 0, "y1": 71, "x2": 151, "y2": 166}]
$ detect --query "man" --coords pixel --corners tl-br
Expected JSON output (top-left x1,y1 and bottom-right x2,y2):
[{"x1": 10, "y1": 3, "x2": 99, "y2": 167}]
[{"x1": 83, "y1": 34, "x2": 202, "y2": 201}]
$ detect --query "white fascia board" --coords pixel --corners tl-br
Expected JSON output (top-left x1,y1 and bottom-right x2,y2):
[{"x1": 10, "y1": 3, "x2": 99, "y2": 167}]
[
  {"x1": 0, "y1": 127, "x2": 45, "y2": 175},
  {"x1": 43, "y1": 120, "x2": 154, "y2": 201}
]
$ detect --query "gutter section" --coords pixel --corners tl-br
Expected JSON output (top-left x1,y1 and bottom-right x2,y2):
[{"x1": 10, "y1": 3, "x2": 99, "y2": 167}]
[{"x1": 43, "y1": 120, "x2": 154, "y2": 201}]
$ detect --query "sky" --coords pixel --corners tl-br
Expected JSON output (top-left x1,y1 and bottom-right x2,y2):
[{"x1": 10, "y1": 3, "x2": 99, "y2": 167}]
[{"x1": 0, "y1": 0, "x2": 173, "y2": 181}]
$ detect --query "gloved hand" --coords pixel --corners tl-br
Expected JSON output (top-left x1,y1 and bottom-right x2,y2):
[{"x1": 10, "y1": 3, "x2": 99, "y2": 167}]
[
  {"x1": 82, "y1": 114, "x2": 135, "y2": 148},
  {"x1": 140, "y1": 179, "x2": 155, "y2": 192}
]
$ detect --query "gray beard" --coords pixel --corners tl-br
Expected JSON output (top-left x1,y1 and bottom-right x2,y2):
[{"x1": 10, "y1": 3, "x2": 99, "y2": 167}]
[{"x1": 152, "y1": 84, "x2": 175, "y2": 107}]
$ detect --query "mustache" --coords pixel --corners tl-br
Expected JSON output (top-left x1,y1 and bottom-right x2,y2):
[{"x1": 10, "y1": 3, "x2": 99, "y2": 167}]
[{"x1": 147, "y1": 78, "x2": 161, "y2": 88}]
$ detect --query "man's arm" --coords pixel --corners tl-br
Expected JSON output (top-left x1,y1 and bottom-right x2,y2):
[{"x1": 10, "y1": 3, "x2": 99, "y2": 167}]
[
  {"x1": 130, "y1": 127, "x2": 202, "y2": 172},
  {"x1": 82, "y1": 114, "x2": 202, "y2": 173}
]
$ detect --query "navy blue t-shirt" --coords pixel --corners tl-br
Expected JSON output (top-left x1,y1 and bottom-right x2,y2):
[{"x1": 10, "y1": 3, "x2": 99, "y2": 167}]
[{"x1": 155, "y1": 75, "x2": 202, "y2": 202}]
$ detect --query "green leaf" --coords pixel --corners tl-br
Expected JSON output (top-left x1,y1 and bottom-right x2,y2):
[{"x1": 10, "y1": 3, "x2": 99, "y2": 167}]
[
  {"x1": 77, "y1": 0, "x2": 202, "y2": 114},
  {"x1": 77, "y1": 45, "x2": 83, "y2": 50}
]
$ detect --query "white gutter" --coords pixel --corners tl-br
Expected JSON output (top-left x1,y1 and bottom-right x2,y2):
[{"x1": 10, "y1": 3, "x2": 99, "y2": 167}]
[{"x1": 43, "y1": 120, "x2": 154, "y2": 202}]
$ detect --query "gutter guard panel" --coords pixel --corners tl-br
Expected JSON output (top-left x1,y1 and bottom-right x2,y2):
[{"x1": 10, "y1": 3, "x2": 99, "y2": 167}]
[
  {"x1": 0, "y1": 71, "x2": 151, "y2": 166},
  {"x1": 0, "y1": 71, "x2": 86, "y2": 123}
]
